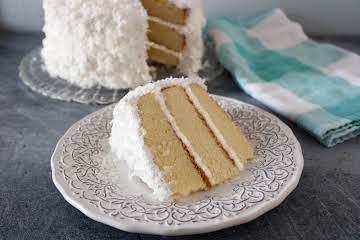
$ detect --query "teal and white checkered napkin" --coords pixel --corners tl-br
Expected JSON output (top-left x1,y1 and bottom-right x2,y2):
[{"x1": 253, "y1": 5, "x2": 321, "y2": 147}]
[{"x1": 206, "y1": 9, "x2": 360, "y2": 147}]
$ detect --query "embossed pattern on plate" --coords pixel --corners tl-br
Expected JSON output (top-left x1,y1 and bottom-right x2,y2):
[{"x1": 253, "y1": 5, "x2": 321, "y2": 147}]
[
  {"x1": 51, "y1": 96, "x2": 303, "y2": 235},
  {"x1": 19, "y1": 39, "x2": 223, "y2": 105}
]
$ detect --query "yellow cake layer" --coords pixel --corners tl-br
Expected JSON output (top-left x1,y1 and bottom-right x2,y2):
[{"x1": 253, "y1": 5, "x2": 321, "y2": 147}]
[
  {"x1": 147, "y1": 46, "x2": 179, "y2": 65},
  {"x1": 189, "y1": 84, "x2": 255, "y2": 163},
  {"x1": 138, "y1": 93, "x2": 207, "y2": 198},
  {"x1": 140, "y1": 0, "x2": 188, "y2": 25},
  {"x1": 148, "y1": 19, "x2": 185, "y2": 52},
  {"x1": 162, "y1": 86, "x2": 239, "y2": 186}
]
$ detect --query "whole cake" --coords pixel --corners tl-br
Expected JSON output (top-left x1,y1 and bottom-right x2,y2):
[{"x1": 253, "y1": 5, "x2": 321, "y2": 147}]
[
  {"x1": 110, "y1": 77, "x2": 254, "y2": 200},
  {"x1": 42, "y1": 0, "x2": 204, "y2": 89}
]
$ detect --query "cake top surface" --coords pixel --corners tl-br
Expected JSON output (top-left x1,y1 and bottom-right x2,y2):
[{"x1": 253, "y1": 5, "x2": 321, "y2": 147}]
[{"x1": 121, "y1": 77, "x2": 207, "y2": 104}]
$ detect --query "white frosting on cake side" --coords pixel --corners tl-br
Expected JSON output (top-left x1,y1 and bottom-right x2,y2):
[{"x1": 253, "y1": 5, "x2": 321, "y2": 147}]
[
  {"x1": 179, "y1": 0, "x2": 205, "y2": 74},
  {"x1": 159, "y1": 0, "x2": 205, "y2": 74},
  {"x1": 42, "y1": 0, "x2": 151, "y2": 89},
  {"x1": 110, "y1": 91, "x2": 171, "y2": 201}
]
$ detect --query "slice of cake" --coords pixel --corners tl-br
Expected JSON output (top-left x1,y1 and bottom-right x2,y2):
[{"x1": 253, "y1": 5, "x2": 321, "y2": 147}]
[
  {"x1": 42, "y1": 0, "x2": 204, "y2": 89},
  {"x1": 110, "y1": 77, "x2": 254, "y2": 201}
]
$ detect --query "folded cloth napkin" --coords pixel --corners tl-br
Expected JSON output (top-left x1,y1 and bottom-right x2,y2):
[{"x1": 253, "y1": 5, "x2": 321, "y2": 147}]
[{"x1": 206, "y1": 9, "x2": 360, "y2": 147}]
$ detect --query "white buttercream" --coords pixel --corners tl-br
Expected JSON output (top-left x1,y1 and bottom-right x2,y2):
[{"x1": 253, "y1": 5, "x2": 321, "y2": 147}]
[
  {"x1": 42, "y1": 0, "x2": 151, "y2": 89},
  {"x1": 185, "y1": 86, "x2": 245, "y2": 170},
  {"x1": 146, "y1": 41, "x2": 182, "y2": 59},
  {"x1": 148, "y1": 16, "x2": 185, "y2": 33}
]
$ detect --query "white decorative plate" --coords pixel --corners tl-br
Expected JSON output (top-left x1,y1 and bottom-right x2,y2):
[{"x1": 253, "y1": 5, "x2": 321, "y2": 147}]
[{"x1": 51, "y1": 96, "x2": 303, "y2": 236}]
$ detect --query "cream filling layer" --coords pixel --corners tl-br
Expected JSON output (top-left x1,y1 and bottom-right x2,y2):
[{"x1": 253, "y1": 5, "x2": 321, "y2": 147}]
[
  {"x1": 155, "y1": 88, "x2": 214, "y2": 184},
  {"x1": 184, "y1": 85, "x2": 245, "y2": 170},
  {"x1": 148, "y1": 16, "x2": 186, "y2": 34},
  {"x1": 146, "y1": 41, "x2": 182, "y2": 59}
]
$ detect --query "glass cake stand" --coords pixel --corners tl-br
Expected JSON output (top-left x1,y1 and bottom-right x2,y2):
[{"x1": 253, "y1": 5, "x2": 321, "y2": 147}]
[{"x1": 19, "y1": 39, "x2": 224, "y2": 105}]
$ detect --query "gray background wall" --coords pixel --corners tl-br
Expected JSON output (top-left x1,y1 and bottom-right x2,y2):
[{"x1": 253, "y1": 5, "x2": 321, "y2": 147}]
[{"x1": 0, "y1": 0, "x2": 359, "y2": 35}]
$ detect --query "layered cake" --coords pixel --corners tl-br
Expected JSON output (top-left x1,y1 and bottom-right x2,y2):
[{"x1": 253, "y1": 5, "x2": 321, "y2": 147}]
[
  {"x1": 42, "y1": 0, "x2": 204, "y2": 89},
  {"x1": 110, "y1": 77, "x2": 254, "y2": 200}
]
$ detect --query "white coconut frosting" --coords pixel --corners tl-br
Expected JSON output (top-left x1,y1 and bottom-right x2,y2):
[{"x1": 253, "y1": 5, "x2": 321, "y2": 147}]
[
  {"x1": 42, "y1": 0, "x2": 204, "y2": 89},
  {"x1": 42, "y1": 0, "x2": 151, "y2": 89},
  {"x1": 110, "y1": 92, "x2": 172, "y2": 201},
  {"x1": 177, "y1": 0, "x2": 205, "y2": 74}
]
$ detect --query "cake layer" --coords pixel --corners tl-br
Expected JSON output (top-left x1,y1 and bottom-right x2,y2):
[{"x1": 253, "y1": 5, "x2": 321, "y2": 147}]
[
  {"x1": 138, "y1": 93, "x2": 206, "y2": 198},
  {"x1": 162, "y1": 86, "x2": 239, "y2": 186},
  {"x1": 188, "y1": 84, "x2": 255, "y2": 168},
  {"x1": 148, "y1": 19, "x2": 186, "y2": 52},
  {"x1": 140, "y1": 0, "x2": 188, "y2": 25},
  {"x1": 147, "y1": 45, "x2": 180, "y2": 65}
]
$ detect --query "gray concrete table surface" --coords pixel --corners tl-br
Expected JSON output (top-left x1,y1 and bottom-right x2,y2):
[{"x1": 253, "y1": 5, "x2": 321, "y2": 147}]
[{"x1": 1, "y1": 31, "x2": 359, "y2": 240}]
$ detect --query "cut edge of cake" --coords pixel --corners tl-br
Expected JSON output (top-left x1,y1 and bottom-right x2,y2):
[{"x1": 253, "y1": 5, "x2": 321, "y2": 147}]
[
  {"x1": 161, "y1": 85, "x2": 240, "y2": 185},
  {"x1": 110, "y1": 77, "x2": 254, "y2": 201},
  {"x1": 143, "y1": 0, "x2": 205, "y2": 74},
  {"x1": 137, "y1": 92, "x2": 208, "y2": 198}
]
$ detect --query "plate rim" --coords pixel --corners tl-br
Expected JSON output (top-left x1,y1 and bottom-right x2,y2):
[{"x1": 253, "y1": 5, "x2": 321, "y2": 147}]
[{"x1": 51, "y1": 95, "x2": 304, "y2": 236}]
